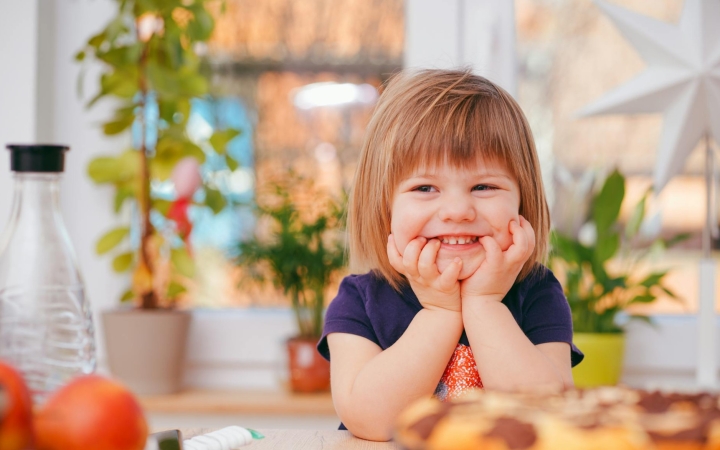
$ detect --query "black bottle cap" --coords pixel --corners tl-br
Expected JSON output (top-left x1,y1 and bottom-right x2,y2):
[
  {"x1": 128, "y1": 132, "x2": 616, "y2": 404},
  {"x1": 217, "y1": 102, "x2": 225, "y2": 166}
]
[{"x1": 6, "y1": 144, "x2": 69, "y2": 173}]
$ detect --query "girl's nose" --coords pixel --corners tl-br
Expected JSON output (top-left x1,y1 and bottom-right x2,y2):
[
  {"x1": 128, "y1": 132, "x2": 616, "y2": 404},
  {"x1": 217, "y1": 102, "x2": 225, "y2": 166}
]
[{"x1": 438, "y1": 198, "x2": 476, "y2": 222}]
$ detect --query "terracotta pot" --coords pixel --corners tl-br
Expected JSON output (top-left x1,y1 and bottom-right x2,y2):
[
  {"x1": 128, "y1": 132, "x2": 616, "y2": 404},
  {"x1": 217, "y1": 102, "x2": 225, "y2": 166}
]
[
  {"x1": 287, "y1": 337, "x2": 330, "y2": 393},
  {"x1": 102, "y1": 309, "x2": 191, "y2": 395}
]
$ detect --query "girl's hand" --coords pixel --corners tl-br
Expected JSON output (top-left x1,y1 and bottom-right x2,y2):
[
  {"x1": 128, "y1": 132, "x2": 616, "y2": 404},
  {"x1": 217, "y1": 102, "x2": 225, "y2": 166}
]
[
  {"x1": 460, "y1": 216, "x2": 535, "y2": 303},
  {"x1": 387, "y1": 234, "x2": 463, "y2": 312}
]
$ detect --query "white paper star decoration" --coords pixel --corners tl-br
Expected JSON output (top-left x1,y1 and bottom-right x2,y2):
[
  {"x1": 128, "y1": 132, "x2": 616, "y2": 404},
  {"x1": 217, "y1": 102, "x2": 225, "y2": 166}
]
[{"x1": 578, "y1": 0, "x2": 720, "y2": 192}]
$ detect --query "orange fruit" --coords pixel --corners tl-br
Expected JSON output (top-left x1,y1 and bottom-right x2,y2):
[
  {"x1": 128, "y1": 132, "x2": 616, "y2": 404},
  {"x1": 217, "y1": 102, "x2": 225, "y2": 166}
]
[
  {"x1": 0, "y1": 360, "x2": 34, "y2": 450},
  {"x1": 35, "y1": 374, "x2": 148, "y2": 450}
]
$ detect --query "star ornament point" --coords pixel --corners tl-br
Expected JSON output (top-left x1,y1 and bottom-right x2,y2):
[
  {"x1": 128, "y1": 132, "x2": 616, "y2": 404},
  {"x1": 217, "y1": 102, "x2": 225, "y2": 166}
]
[{"x1": 579, "y1": 0, "x2": 720, "y2": 192}]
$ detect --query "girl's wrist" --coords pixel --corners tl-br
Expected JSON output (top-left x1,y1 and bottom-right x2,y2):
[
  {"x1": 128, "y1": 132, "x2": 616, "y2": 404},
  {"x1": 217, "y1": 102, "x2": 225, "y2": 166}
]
[
  {"x1": 461, "y1": 295, "x2": 506, "y2": 317},
  {"x1": 419, "y1": 306, "x2": 464, "y2": 324},
  {"x1": 461, "y1": 293, "x2": 505, "y2": 304}
]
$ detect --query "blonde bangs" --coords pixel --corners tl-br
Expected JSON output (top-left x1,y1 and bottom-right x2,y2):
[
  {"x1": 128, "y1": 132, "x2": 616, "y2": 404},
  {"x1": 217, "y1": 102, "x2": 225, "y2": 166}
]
[
  {"x1": 390, "y1": 92, "x2": 522, "y2": 185},
  {"x1": 348, "y1": 69, "x2": 550, "y2": 291}
]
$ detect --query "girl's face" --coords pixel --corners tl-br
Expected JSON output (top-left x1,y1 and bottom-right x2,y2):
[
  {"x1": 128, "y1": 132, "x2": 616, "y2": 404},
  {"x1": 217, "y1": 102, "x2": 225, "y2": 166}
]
[{"x1": 390, "y1": 158, "x2": 521, "y2": 280}]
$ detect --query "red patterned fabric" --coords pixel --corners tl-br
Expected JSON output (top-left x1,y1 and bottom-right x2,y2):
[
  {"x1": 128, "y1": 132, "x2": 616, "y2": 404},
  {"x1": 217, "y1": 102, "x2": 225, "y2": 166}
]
[{"x1": 434, "y1": 343, "x2": 483, "y2": 401}]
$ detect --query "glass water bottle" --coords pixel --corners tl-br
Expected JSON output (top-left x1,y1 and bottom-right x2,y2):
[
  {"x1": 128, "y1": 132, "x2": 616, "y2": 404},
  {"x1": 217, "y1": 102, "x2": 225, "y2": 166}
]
[{"x1": 0, "y1": 144, "x2": 96, "y2": 403}]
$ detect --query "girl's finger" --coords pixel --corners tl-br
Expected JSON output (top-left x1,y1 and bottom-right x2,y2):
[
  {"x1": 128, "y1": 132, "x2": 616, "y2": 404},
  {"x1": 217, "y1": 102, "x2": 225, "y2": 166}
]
[
  {"x1": 438, "y1": 257, "x2": 462, "y2": 291},
  {"x1": 387, "y1": 234, "x2": 406, "y2": 274},
  {"x1": 519, "y1": 215, "x2": 536, "y2": 257},
  {"x1": 417, "y1": 239, "x2": 441, "y2": 280},
  {"x1": 480, "y1": 235, "x2": 502, "y2": 264},
  {"x1": 506, "y1": 220, "x2": 528, "y2": 264},
  {"x1": 402, "y1": 237, "x2": 426, "y2": 278}
]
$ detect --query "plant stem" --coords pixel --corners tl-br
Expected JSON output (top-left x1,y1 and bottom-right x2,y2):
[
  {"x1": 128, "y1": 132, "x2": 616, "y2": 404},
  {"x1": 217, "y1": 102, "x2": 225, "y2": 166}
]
[{"x1": 138, "y1": 31, "x2": 157, "y2": 310}]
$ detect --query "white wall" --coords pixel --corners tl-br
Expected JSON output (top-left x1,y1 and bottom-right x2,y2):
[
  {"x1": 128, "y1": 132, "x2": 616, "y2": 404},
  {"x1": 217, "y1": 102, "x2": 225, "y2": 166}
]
[
  {"x1": 404, "y1": 0, "x2": 517, "y2": 96},
  {"x1": 0, "y1": 0, "x2": 39, "y2": 224}
]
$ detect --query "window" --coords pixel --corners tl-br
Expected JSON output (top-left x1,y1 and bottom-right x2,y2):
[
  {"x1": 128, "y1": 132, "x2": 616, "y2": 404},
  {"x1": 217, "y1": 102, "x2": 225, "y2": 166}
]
[
  {"x1": 183, "y1": 0, "x2": 404, "y2": 307},
  {"x1": 516, "y1": 0, "x2": 714, "y2": 314}
]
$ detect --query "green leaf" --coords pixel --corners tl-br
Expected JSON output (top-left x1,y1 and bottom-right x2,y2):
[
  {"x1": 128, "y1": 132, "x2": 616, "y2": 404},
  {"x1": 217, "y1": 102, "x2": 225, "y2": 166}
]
[
  {"x1": 209, "y1": 129, "x2": 240, "y2": 155},
  {"x1": 114, "y1": 188, "x2": 136, "y2": 213},
  {"x1": 99, "y1": 69, "x2": 138, "y2": 99},
  {"x1": 103, "y1": 114, "x2": 135, "y2": 135},
  {"x1": 205, "y1": 187, "x2": 226, "y2": 214},
  {"x1": 183, "y1": 141, "x2": 206, "y2": 163},
  {"x1": 226, "y1": 155, "x2": 239, "y2": 171},
  {"x1": 629, "y1": 294, "x2": 657, "y2": 304},
  {"x1": 628, "y1": 314, "x2": 654, "y2": 326},
  {"x1": 640, "y1": 271, "x2": 668, "y2": 288},
  {"x1": 88, "y1": 150, "x2": 140, "y2": 185},
  {"x1": 147, "y1": 62, "x2": 181, "y2": 99},
  {"x1": 88, "y1": 31, "x2": 107, "y2": 49},
  {"x1": 171, "y1": 248, "x2": 195, "y2": 278},
  {"x1": 179, "y1": 73, "x2": 208, "y2": 97},
  {"x1": 550, "y1": 232, "x2": 582, "y2": 264},
  {"x1": 625, "y1": 194, "x2": 646, "y2": 240},
  {"x1": 663, "y1": 232, "x2": 692, "y2": 249},
  {"x1": 593, "y1": 169, "x2": 625, "y2": 235},
  {"x1": 88, "y1": 157, "x2": 121, "y2": 184},
  {"x1": 166, "y1": 281, "x2": 187, "y2": 299},
  {"x1": 152, "y1": 138, "x2": 185, "y2": 180},
  {"x1": 75, "y1": 50, "x2": 86, "y2": 62},
  {"x1": 661, "y1": 285, "x2": 680, "y2": 300},
  {"x1": 594, "y1": 232, "x2": 620, "y2": 263},
  {"x1": 153, "y1": 199, "x2": 172, "y2": 216},
  {"x1": 112, "y1": 252, "x2": 134, "y2": 272},
  {"x1": 120, "y1": 289, "x2": 135, "y2": 303},
  {"x1": 96, "y1": 227, "x2": 130, "y2": 255},
  {"x1": 187, "y1": 6, "x2": 215, "y2": 41}
]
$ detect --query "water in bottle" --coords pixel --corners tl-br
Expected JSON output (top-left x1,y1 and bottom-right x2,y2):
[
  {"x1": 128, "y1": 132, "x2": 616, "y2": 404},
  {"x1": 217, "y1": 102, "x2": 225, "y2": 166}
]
[{"x1": 0, "y1": 144, "x2": 96, "y2": 403}]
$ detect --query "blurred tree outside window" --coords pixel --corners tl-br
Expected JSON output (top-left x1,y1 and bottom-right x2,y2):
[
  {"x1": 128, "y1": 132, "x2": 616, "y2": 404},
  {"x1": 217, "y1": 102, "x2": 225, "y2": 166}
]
[
  {"x1": 515, "y1": 0, "x2": 720, "y2": 314},
  {"x1": 181, "y1": 0, "x2": 403, "y2": 308}
]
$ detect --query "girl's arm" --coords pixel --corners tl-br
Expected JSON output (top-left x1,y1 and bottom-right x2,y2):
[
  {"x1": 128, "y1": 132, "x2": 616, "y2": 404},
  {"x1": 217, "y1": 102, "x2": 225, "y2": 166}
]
[
  {"x1": 462, "y1": 299, "x2": 572, "y2": 392},
  {"x1": 460, "y1": 217, "x2": 571, "y2": 392},
  {"x1": 327, "y1": 308, "x2": 463, "y2": 441},
  {"x1": 328, "y1": 235, "x2": 464, "y2": 441}
]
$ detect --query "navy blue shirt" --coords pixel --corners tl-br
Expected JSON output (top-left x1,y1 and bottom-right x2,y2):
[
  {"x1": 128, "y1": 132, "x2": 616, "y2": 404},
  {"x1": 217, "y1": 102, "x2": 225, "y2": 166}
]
[{"x1": 318, "y1": 266, "x2": 583, "y2": 365}]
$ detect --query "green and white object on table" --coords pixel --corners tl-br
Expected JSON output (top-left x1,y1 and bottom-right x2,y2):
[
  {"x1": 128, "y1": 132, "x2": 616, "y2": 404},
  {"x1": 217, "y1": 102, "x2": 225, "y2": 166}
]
[{"x1": 148, "y1": 427, "x2": 264, "y2": 450}]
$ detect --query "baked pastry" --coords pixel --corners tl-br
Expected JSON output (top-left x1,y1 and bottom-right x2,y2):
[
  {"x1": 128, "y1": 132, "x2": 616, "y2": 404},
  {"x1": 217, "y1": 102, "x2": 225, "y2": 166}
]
[
  {"x1": 634, "y1": 390, "x2": 720, "y2": 450},
  {"x1": 395, "y1": 387, "x2": 720, "y2": 450}
]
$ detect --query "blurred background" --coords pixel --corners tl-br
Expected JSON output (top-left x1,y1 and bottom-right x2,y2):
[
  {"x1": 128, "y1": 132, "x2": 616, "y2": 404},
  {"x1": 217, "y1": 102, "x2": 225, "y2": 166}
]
[{"x1": 0, "y1": 0, "x2": 716, "y2": 432}]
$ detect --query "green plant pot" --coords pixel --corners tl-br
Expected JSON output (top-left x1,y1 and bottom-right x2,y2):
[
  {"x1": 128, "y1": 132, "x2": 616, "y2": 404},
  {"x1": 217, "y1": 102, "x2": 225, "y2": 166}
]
[{"x1": 572, "y1": 332, "x2": 625, "y2": 388}]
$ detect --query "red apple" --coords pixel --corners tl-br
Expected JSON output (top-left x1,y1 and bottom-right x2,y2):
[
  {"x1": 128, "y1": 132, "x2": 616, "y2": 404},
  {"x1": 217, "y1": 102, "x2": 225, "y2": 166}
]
[
  {"x1": 34, "y1": 374, "x2": 148, "y2": 450},
  {"x1": 0, "y1": 360, "x2": 34, "y2": 450}
]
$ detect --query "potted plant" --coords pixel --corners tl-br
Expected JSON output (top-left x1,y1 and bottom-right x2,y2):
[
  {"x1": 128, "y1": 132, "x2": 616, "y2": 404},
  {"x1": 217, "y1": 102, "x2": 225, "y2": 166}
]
[
  {"x1": 550, "y1": 169, "x2": 688, "y2": 387},
  {"x1": 76, "y1": 0, "x2": 239, "y2": 394},
  {"x1": 237, "y1": 175, "x2": 346, "y2": 392}
]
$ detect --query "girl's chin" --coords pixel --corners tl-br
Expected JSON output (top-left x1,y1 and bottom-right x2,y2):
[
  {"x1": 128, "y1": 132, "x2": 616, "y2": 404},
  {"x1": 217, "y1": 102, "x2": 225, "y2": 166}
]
[{"x1": 436, "y1": 255, "x2": 484, "y2": 280}]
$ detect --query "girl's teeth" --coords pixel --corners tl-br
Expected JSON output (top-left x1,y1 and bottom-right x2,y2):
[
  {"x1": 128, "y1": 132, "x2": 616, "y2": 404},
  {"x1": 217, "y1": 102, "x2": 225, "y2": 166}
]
[{"x1": 440, "y1": 236, "x2": 477, "y2": 245}]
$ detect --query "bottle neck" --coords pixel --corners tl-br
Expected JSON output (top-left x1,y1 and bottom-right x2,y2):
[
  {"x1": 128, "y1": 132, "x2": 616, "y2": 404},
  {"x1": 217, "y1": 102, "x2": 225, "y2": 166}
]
[{"x1": 9, "y1": 172, "x2": 63, "y2": 219}]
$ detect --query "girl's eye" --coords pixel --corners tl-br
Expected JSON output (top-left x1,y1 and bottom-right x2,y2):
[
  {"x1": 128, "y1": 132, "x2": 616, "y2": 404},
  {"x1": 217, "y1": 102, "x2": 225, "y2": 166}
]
[
  {"x1": 473, "y1": 184, "x2": 498, "y2": 191},
  {"x1": 413, "y1": 185, "x2": 436, "y2": 193}
]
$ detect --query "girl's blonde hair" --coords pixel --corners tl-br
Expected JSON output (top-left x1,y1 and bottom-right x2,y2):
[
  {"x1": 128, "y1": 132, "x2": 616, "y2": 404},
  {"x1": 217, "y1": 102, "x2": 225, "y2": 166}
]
[{"x1": 348, "y1": 69, "x2": 550, "y2": 290}]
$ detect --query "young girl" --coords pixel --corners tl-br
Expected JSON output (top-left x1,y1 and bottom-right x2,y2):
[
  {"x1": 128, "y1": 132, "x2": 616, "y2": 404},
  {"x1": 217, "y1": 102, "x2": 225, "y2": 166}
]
[{"x1": 316, "y1": 69, "x2": 583, "y2": 441}]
